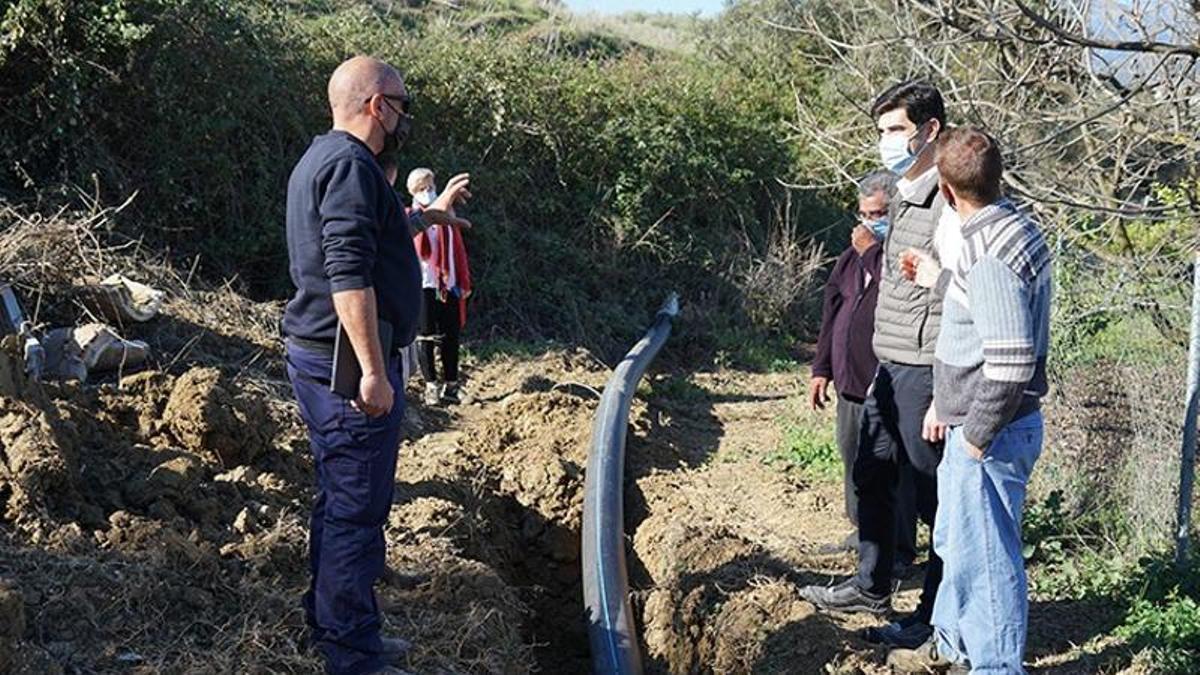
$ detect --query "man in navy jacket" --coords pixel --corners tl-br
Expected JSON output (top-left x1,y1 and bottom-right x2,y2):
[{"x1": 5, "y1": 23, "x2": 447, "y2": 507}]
[{"x1": 283, "y1": 55, "x2": 469, "y2": 675}]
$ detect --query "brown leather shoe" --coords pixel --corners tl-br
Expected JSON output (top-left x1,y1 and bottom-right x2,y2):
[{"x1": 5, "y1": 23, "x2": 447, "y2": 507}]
[{"x1": 886, "y1": 637, "x2": 969, "y2": 673}]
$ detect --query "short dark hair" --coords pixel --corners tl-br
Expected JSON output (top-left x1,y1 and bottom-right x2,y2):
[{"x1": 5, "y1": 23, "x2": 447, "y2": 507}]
[
  {"x1": 936, "y1": 127, "x2": 1003, "y2": 205},
  {"x1": 871, "y1": 80, "x2": 946, "y2": 128}
]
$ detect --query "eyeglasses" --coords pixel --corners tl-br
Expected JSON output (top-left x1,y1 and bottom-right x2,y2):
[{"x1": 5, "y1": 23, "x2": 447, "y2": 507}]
[
  {"x1": 858, "y1": 208, "x2": 888, "y2": 221},
  {"x1": 367, "y1": 93, "x2": 413, "y2": 117}
]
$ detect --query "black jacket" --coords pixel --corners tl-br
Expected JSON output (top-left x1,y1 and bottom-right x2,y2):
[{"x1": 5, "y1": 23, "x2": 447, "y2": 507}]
[{"x1": 282, "y1": 131, "x2": 421, "y2": 348}]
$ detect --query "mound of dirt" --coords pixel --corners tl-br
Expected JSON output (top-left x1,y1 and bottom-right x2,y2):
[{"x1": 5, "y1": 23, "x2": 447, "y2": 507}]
[
  {"x1": 0, "y1": 204, "x2": 551, "y2": 673},
  {"x1": 635, "y1": 515, "x2": 762, "y2": 670},
  {"x1": 632, "y1": 486, "x2": 876, "y2": 675},
  {"x1": 466, "y1": 390, "x2": 595, "y2": 563},
  {"x1": 0, "y1": 340, "x2": 83, "y2": 535},
  {"x1": 162, "y1": 367, "x2": 274, "y2": 467}
]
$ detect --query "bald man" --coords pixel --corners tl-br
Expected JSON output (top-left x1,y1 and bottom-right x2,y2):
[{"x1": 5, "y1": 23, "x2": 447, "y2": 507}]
[{"x1": 282, "y1": 56, "x2": 470, "y2": 675}]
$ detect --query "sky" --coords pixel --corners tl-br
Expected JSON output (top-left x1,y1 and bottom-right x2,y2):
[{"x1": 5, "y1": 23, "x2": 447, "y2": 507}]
[{"x1": 563, "y1": 0, "x2": 725, "y2": 16}]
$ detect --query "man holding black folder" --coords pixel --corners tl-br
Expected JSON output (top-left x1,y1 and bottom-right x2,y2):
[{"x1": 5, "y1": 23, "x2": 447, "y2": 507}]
[{"x1": 282, "y1": 55, "x2": 470, "y2": 675}]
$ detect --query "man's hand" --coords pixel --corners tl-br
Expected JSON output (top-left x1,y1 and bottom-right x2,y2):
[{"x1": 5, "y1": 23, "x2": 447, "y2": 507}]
[
  {"x1": 964, "y1": 440, "x2": 986, "y2": 460},
  {"x1": 331, "y1": 287, "x2": 390, "y2": 416},
  {"x1": 809, "y1": 376, "x2": 831, "y2": 411},
  {"x1": 432, "y1": 173, "x2": 471, "y2": 212},
  {"x1": 356, "y1": 371, "x2": 394, "y2": 418},
  {"x1": 851, "y1": 224, "x2": 876, "y2": 255},
  {"x1": 900, "y1": 248, "x2": 941, "y2": 288},
  {"x1": 922, "y1": 402, "x2": 947, "y2": 443}
]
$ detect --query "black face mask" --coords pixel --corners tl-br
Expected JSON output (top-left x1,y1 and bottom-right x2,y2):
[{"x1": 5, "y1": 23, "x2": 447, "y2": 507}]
[{"x1": 378, "y1": 97, "x2": 412, "y2": 158}]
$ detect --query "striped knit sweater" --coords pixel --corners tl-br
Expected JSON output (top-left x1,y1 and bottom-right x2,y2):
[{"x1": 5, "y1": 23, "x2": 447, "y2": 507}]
[{"x1": 933, "y1": 198, "x2": 1052, "y2": 448}]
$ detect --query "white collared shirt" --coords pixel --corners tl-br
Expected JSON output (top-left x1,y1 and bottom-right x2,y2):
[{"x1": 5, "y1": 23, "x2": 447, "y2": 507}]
[{"x1": 896, "y1": 165, "x2": 939, "y2": 202}]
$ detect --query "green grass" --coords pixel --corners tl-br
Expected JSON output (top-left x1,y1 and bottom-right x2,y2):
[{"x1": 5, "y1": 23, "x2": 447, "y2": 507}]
[
  {"x1": 1051, "y1": 311, "x2": 1183, "y2": 371},
  {"x1": 1021, "y1": 489, "x2": 1200, "y2": 673},
  {"x1": 765, "y1": 419, "x2": 841, "y2": 480},
  {"x1": 712, "y1": 327, "x2": 802, "y2": 373}
]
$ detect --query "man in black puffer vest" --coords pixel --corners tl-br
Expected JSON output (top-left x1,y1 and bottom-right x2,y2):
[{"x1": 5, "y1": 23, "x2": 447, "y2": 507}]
[{"x1": 801, "y1": 81, "x2": 955, "y2": 652}]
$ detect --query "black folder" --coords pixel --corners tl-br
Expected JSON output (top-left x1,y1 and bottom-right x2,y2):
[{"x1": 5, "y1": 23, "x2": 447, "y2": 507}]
[{"x1": 331, "y1": 318, "x2": 393, "y2": 399}]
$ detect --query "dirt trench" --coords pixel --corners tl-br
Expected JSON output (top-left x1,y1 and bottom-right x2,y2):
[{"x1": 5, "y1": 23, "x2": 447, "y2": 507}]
[
  {"x1": 388, "y1": 347, "x2": 894, "y2": 674},
  {"x1": 390, "y1": 349, "x2": 612, "y2": 673}
]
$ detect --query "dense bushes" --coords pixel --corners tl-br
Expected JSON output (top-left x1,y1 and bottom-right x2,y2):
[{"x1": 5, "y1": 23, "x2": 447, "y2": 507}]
[
  {"x1": 1, "y1": 0, "x2": 326, "y2": 265},
  {"x1": 1, "y1": 0, "x2": 842, "y2": 357}
]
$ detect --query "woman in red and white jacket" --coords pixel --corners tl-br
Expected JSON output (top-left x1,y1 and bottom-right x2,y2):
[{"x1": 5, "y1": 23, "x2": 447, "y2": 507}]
[{"x1": 406, "y1": 167, "x2": 473, "y2": 406}]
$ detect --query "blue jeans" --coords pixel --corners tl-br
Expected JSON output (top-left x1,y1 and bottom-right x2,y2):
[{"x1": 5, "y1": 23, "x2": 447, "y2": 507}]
[
  {"x1": 287, "y1": 342, "x2": 404, "y2": 675},
  {"x1": 932, "y1": 410, "x2": 1043, "y2": 674}
]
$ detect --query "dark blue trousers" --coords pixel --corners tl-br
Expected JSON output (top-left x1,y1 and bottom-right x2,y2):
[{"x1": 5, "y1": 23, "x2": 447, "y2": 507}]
[{"x1": 286, "y1": 342, "x2": 404, "y2": 675}]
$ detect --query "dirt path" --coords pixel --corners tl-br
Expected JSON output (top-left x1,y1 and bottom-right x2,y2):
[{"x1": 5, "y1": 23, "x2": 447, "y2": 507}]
[
  {"x1": 401, "y1": 354, "x2": 1124, "y2": 674},
  {"x1": 623, "y1": 369, "x2": 906, "y2": 674}
]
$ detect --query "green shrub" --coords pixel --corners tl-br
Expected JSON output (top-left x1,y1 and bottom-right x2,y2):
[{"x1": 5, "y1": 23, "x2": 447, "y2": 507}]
[
  {"x1": 1, "y1": 0, "x2": 325, "y2": 275},
  {"x1": 1120, "y1": 593, "x2": 1200, "y2": 672}
]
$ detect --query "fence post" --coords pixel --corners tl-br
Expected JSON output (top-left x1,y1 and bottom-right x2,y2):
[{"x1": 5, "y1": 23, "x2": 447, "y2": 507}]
[{"x1": 1175, "y1": 250, "x2": 1200, "y2": 569}]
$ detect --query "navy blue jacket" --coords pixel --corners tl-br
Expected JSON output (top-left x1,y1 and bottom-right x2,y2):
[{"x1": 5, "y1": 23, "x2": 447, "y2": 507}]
[
  {"x1": 282, "y1": 131, "x2": 421, "y2": 349},
  {"x1": 812, "y1": 243, "x2": 883, "y2": 402}
]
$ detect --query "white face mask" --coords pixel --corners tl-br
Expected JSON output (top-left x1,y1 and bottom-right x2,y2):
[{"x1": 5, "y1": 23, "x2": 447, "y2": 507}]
[
  {"x1": 415, "y1": 188, "x2": 437, "y2": 207},
  {"x1": 878, "y1": 123, "x2": 928, "y2": 174}
]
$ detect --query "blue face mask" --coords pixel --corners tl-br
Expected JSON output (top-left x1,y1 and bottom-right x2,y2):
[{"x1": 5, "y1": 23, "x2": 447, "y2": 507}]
[
  {"x1": 867, "y1": 217, "x2": 889, "y2": 240},
  {"x1": 878, "y1": 122, "x2": 929, "y2": 174}
]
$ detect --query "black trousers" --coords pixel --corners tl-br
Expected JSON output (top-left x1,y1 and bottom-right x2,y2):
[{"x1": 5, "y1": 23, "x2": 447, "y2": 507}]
[
  {"x1": 417, "y1": 289, "x2": 460, "y2": 383},
  {"x1": 852, "y1": 361, "x2": 943, "y2": 620},
  {"x1": 837, "y1": 394, "x2": 918, "y2": 563}
]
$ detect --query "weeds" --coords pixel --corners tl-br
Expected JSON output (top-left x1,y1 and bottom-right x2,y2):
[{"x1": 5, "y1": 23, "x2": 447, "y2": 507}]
[
  {"x1": 765, "y1": 420, "x2": 840, "y2": 480},
  {"x1": 1022, "y1": 488, "x2": 1200, "y2": 672},
  {"x1": 642, "y1": 375, "x2": 710, "y2": 406}
]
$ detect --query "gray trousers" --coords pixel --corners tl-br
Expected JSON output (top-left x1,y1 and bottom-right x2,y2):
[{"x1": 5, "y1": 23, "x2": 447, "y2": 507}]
[{"x1": 837, "y1": 394, "x2": 918, "y2": 562}]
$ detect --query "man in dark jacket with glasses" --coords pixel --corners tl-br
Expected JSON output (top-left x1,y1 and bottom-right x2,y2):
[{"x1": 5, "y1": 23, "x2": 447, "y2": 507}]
[{"x1": 282, "y1": 55, "x2": 469, "y2": 675}]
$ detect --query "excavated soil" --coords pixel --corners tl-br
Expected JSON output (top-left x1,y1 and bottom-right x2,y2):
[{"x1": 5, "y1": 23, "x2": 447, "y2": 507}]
[{"x1": 0, "y1": 294, "x2": 1137, "y2": 674}]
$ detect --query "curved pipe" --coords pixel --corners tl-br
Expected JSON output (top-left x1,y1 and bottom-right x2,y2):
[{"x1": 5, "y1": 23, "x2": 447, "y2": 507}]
[{"x1": 582, "y1": 293, "x2": 679, "y2": 675}]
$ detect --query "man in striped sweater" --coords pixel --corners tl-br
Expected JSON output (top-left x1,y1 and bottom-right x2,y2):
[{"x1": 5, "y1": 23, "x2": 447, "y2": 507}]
[{"x1": 888, "y1": 128, "x2": 1052, "y2": 673}]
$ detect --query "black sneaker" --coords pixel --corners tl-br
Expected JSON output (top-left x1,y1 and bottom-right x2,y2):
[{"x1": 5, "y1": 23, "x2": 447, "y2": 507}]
[
  {"x1": 863, "y1": 613, "x2": 933, "y2": 649},
  {"x1": 798, "y1": 579, "x2": 890, "y2": 614}
]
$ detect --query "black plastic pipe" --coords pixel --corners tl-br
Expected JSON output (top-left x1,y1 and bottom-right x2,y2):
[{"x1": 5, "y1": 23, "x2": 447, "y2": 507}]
[{"x1": 582, "y1": 293, "x2": 679, "y2": 675}]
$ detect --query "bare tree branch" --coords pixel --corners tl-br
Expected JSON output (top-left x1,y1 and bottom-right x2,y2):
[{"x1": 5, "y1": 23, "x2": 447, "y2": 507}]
[{"x1": 1012, "y1": 0, "x2": 1200, "y2": 58}]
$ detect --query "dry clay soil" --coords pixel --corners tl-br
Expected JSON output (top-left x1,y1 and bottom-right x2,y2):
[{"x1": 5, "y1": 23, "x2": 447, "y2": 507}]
[{"x1": 0, "y1": 336, "x2": 1133, "y2": 674}]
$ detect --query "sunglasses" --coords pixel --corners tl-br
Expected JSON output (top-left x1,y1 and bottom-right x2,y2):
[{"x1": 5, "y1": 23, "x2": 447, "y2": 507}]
[{"x1": 367, "y1": 93, "x2": 413, "y2": 117}]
